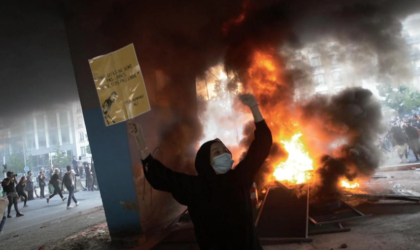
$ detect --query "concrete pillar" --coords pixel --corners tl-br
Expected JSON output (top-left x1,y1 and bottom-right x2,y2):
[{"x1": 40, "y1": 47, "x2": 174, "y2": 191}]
[
  {"x1": 62, "y1": 0, "x2": 199, "y2": 240},
  {"x1": 57, "y1": 112, "x2": 62, "y2": 146},
  {"x1": 34, "y1": 116, "x2": 39, "y2": 149},
  {"x1": 62, "y1": 2, "x2": 142, "y2": 238},
  {"x1": 44, "y1": 115, "x2": 49, "y2": 148}
]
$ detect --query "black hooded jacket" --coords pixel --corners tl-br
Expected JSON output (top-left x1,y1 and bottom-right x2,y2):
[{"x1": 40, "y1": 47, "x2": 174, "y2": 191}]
[{"x1": 141, "y1": 120, "x2": 272, "y2": 249}]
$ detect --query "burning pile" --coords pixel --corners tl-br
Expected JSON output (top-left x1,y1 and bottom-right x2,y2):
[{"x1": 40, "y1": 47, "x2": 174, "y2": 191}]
[
  {"x1": 192, "y1": 1, "x2": 403, "y2": 200},
  {"x1": 198, "y1": 46, "x2": 386, "y2": 200}
]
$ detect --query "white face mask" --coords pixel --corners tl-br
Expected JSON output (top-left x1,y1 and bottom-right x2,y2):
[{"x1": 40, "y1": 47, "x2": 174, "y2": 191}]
[{"x1": 212, "y1": 153, "x2": 234, "y2": 174}]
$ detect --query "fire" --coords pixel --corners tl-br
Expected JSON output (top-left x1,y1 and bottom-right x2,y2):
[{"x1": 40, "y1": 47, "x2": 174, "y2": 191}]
[
  {"x1": 247, "y1": 51, "x2": 279, "y2": 93},
  {"x1": 273, "y1": 133, "x2": 314, "y2": 184},
  {"x1": 197, "y1": 50, "x2": 317, "y2": 187},
  {"x1": 341, "y1": 180, "x2": 360, "y2": 189}
]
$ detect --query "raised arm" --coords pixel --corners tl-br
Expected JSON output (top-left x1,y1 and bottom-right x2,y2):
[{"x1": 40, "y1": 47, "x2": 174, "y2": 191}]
[
  {"x1": 127, "y1": 121, "x2": 150, "y2": 160},
  {"x1": 236, "y1": 94, "x2": 273, "y2": 187},
  {"x1": 127, "y1": 121, "x2": 198, "y2": 205},
  {"x1": 141, "y1": 155, "x2": 199, "y2": 205}
]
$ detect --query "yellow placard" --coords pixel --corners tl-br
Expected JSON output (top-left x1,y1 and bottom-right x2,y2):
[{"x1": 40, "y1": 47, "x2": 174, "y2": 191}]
[{"x1": 88, "y1": 44, "x2": 151, "y2": 126}]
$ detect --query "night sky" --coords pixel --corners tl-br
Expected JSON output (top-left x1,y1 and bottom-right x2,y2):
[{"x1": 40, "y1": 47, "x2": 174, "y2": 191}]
[{"x1": 0, "y1": 1, "x2": 79, "y2": 125}]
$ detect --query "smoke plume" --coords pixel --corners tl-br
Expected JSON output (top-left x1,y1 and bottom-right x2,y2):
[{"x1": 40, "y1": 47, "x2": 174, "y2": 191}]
[
  {"x1": 298, "y1": 87, "x2": 386, "y2": 200},
  {"x1": 119, "y1": 0, "x2": 420, "y2": 180}
]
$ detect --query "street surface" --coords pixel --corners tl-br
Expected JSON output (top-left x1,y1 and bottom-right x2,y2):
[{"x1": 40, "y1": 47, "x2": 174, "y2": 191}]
[{"x1": 0, "y1": 188, "x2": 102, "y2": 239}]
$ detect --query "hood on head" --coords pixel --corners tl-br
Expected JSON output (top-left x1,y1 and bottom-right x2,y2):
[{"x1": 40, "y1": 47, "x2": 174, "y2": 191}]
[
  {"x1": 195, "y1": 139, "x2": 231, "y2": 176},
  {"x1": 195, "y1": 139, "x2": 217, "y2": 176}
]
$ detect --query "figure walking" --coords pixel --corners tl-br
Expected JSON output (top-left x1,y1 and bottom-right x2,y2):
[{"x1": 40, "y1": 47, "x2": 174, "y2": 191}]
[
  {"x1": 63, "y1": 166, "x2": 79, "y2": 209},
  {"x1": 16, "y1": 176, "x2": 28, "y2": 207},
  {"x1": 46, "y1": 168, "x2": 67, "y2": 204}
]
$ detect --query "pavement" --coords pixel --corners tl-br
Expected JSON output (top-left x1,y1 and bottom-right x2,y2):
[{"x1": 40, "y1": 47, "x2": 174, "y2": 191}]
[
  {"x1": 378, "y1": 148, "x2": 420, "y2": 171},
  {"x1": 0, "y1": 188, "x2": 103, "y2": 241},
  {"x1": 0, "y1": 152, "x2": 419, "y2": 249}
]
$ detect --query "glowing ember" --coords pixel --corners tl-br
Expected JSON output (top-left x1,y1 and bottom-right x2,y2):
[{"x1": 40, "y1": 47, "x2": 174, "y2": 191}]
[
  {"x1": 273, "y1": 133, "x2": 314, "y2": 185},
  {"x1": 341, "y1": 180, "x2": 360, "y2": 189}
]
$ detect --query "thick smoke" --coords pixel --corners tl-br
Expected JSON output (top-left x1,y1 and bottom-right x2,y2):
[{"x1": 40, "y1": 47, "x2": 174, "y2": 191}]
[
  {"x1": 4, "y1": 0, "x2": 420, "y2": 181},
  {"x1": 115, "y1": 0, "x2": 419, "y2": 178},
  {"x1": 298, "y1": 87, "x2": 386, "y2": 201}
]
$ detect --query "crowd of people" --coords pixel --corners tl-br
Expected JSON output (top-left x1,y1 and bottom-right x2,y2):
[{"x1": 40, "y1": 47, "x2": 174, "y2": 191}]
[
  {"x1": 380, "y1": 114, "x2": 420, "y2": 163},
  {"x1": 0, "y1": 157, "x2": 99, "y2": 234}
]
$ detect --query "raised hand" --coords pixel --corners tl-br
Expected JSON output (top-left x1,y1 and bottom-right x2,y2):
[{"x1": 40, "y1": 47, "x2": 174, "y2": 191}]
[
  {"x1": 127, "y1": 120, "x2": 143, "y2": 138},
  {"x1": 238, "y1": 93, "x2": 258, "y2": 108}
]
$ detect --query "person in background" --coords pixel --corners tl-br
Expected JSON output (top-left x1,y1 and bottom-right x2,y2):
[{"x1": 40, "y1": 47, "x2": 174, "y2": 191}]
[
  {"x1": 2, "y1": 172, "x2": 24, "y2": 218},
  {"x1": 37, "y1": 170, "x2": 46, "y2": 198},
  {"x1": 47, "y1": 166, "x2": 54, "y2": 194},
  {"x1": 91, "y1": 159, "x2": 98, "y2": 191},
  {"x1": 128, "y1": 94, "x2": 272, "y2": 249},
  {"x1": 403, "y1": 123, "x2": 420, "y2": 162},
  {"x1": 78, "y1": 156, "x2": 84, "y2": 179},
  {"x1": 16, "y1": 176, "x2": 28, "y2": 208},
  {"x1": 26, "y1": 171, "x2": 35, "y2": 200},
  {"x1": 62, "y1": 166, "x2": 79, "y2": 209},
  {"x1": 84, "y1": 163, "x2": 93, "y2": 191},
  {"x1": 390, "y1": 123, "x2": 409, "y2": 163},
  {"x1": 414, "y1": 114, "x2": 420, "y2": 131},
  {"x1": 0, "y1": 196, "x2": 8, "y2": 234},
  {"x1": 72, "y1": 156, "x2": 80, "y2": 176},
  {"x1": 46, "y1": 168, "x2": 66, "y2": 204},
  {"x1": 48, "y1": 166, "x2": 54, "y2": 179}
]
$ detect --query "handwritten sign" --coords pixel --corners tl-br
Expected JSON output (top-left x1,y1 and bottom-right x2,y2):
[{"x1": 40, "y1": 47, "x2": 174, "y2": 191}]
[{"x1": 89, "y1": 44, "x2": 151, "y2": 126}]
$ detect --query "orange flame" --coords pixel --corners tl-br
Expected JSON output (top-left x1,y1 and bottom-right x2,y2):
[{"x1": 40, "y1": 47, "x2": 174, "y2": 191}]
[
  {"x1": 341, "y1": 180, "x2": 360, "y2": 189},
  {"x1": 273, "y1": 133, "x2": 314, "y2": 184},
  {"x1": 246, "y1": 50, "x2": 314, "y2": 185},
  {"x1": 198, "y1": 50, "x2": 316, "y2": 187}
]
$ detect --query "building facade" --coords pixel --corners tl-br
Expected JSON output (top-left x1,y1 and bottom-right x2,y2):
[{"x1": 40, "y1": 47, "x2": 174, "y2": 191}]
[
  {"x1": 0, "y1": 101, "x2": 90, "y2": 174},
  {"x1": 402, "y1": 13, "x2": 420, "y2": 87},
  {"x1": 293, "y1": 13, "x2": 420, "y2": 99}
]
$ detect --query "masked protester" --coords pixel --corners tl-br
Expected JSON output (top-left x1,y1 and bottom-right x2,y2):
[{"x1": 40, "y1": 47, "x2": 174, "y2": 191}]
[{"x1": 128, "y1": 94, "x2": 272, "y2": 250}]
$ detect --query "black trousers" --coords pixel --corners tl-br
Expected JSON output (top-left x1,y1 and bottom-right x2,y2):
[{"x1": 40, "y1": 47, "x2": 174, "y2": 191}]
[
  {"x1": 86, "y1": 176, "x2": 93, "y2": 191},
  {"x1": 17, "y1": 191, "x2": 27, "y2": 206},
  {"x1": 49, "y1": 185, "x2": 63, "y2": 199},
  {"x1": 40, "y1": 185, "x2": 45, "y2": 198},
  {"x1": 27, "y1": 190, "x2": 34, "y2": 200},
  {"x1": 66, "y1": 185, "x2": 78, "y2": 206},
  {"x1": 7, "y1": 194, "x2": 20, "y2": 215}
]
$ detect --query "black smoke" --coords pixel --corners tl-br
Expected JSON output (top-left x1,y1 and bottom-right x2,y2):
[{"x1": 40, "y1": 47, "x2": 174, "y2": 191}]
[{"x1": 298, "y1": 87, "x2": 386, "y2": 201}]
